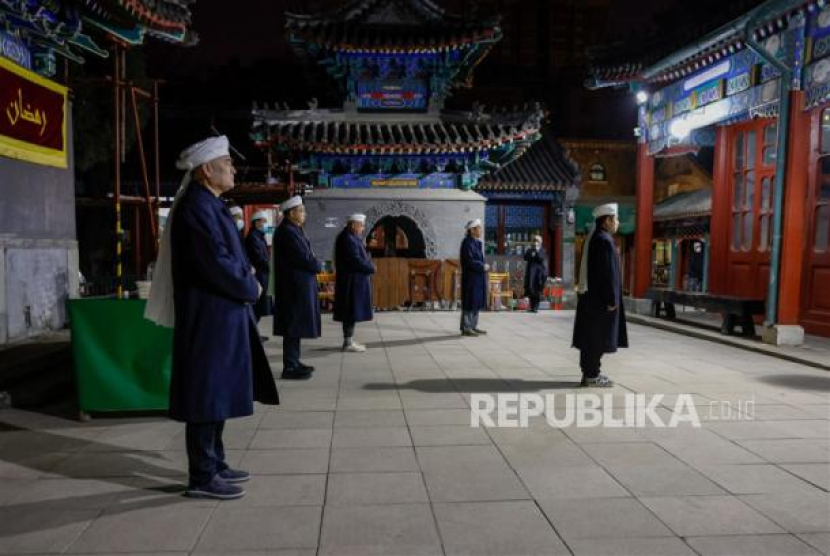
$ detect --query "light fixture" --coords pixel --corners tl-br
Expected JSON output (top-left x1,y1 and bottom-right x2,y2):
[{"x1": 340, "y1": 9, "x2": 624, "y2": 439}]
[
  {"x1": 670, "y1": 119, "x2": 692, "y2": 138},
  {"x1": 636, "y1": 90, "x2": 649, "y2": 104}
]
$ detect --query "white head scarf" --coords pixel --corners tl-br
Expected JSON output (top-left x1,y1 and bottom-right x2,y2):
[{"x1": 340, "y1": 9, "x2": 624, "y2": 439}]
[
  {"x1": 465, "y1": 219, "x2": 482, "y2": 231},
  {"x1": 144, "y1": 136, "x2": 231, "y2": 327},
  {"x1": 576, "y1": 203, "x2": 618, "y2": 294}
]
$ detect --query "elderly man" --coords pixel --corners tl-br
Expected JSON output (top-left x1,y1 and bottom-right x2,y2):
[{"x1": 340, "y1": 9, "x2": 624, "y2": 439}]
[
  {"x1": 460, "y1": 219, "x2": 489, "y2": 337},
  {"x1": 145, "y1": 136, "x2": 279, "y2": 500},
  {"x1": 272, "y1": 195, "x2": 321, "y2": 379},
  {"x1": 334, "y1": 214, "x2": 375, "y2": 352},
  {"x1": 524, "y1": 235, "x2": 548, "y2": 313},
  {"x1": 572, "y1": 203, "x2": 628, "y2": 387},
  {"x1": 245, "y1": 210, "x2": 272, "y2": 325}
]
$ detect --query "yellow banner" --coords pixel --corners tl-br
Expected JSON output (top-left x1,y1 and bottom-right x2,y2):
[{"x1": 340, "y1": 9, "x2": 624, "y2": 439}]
[{"x1": 0, "y1": 56, "x2": 68, "y2": 168}]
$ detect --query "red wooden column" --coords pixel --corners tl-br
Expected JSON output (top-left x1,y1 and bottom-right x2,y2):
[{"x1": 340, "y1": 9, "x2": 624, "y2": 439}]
[
  {"x1": 778, "y1": 90, "x2": 810, "y2": 325},
  {"x1": 632, "y1": 142, "x2": 654, "y2": 298},
  {"x1": 708, "y1": 126, "x2": 732, "y2": 295}
]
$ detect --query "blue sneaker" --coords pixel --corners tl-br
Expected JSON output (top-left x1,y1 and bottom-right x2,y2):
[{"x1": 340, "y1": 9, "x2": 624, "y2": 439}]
[
  {"x1": 217, "y1": 468, "x2": 250, "y2": 483},
  {"x1": 185, "y1": 476, "x2": 245, "y2": 500}
]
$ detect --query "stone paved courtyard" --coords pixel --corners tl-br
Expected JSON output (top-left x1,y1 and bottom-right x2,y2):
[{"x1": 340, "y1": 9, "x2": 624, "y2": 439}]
[{"x1": 1, "y1": 311, "x2": 829, "y2": 556}]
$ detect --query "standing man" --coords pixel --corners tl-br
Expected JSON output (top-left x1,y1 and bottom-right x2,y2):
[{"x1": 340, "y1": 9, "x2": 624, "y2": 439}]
[
  {"x1": 524, "y1": 235, "x2": 548, "y2": 313},
  {"x1": 245, "y1": 210, "x2": 272, "y2": 326},
  {"x1": 229, "y1": 206, "x2": 245, "y2": 238},
  {"x1": 334, "y1": 214, "x2": 376, "y2": 352},
  {"x1": 272, "y1": 196, "x2": 321, "y2": 379},
  {"x1": 145, "y1": 136, "x2": 279, "y2": 500},
  {"x1": 572, "y1": 203, "x2": 628, "y2": 387},
  {"x1": 460, "y1": 219, "x2": 489, "y2": 337}
]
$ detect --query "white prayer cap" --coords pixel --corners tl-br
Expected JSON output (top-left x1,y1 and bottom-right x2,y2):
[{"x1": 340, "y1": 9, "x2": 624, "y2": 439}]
[
  {"x1": 348, "y1": 213, "x2": 366, "y2": 223},
  {"x1": 533, "y1": 235, "x2": 543, "y2": 243},
  {"x1": 176, "y1": 135, "x2": 230, "y2": 171},
  {"x1": 465, "y1": 219, "x2": 482, "y2": 230},
  {"x1": 592, "y1": 203, "x2": 618, "y2": 219},
  {"x1": 281, "y1": 195, "x2": 303, "y2": 212},
  {"x1": 251, "y1": 210, "x2": 268, "y2": 222},
  {"x1": 229, "y1": 206, "x2": 244, "y2": 217}
]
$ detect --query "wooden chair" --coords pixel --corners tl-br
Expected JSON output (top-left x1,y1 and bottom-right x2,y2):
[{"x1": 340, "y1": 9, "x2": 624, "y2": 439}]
[
  {"x1": 443, "y1": 259, "x2": 461, "y2": 310},
  {"x1": 316, "y1": 272, "x2": 336, "y2": 310},
  {"x1": 407, "y1": 260, "x2": 441, "y2": 311},
  {"x1": 488, "y1": 272, "x2": 513, "y2": 311}
]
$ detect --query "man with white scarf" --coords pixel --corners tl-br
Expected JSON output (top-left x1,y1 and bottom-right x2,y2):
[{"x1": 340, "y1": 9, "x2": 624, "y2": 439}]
[
  {"x1": 571, "y1": 203, "x2": 628, "y2": 387},
  {"x1": 145, "y1": 136, "x2": 279, "y2": 499}
]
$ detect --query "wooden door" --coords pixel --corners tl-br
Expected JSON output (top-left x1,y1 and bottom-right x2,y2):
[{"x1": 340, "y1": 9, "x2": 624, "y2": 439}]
[
  {"x1": 802, "y1": 107, "x2": 830, "y2": 336},
  {"x1": 726, "y1": 119, "x2": 777, "y2": 299}
]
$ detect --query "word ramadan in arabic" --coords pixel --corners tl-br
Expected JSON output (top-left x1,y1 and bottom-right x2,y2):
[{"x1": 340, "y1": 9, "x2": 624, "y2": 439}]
[{"x1": 6, "y1": 88, "x2": 48, "y2": 136}]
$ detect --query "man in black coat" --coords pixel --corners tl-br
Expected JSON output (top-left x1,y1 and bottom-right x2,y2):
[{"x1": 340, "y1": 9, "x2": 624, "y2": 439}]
[
  {"x1": 245, "y1": 210, "x2": 272, "y2": 325},
  {"x1": 146, "y1": 135, "x2": 279, "y2": 500},
  {"x1": 572, "y1": 203, "x2": 628, "y2": 387},
  {"x1": 272, "y1": 195, "x2": 322, "y2": 379},
  {"x1": 524, "y1": 235, "x2": 548, "y2": 313},
  {"x1": 460, "y1": 219, "x2": 489, "y2": 336},
  {"x1": 334, "y1": 214, "x2": 376, "y2": 352}
]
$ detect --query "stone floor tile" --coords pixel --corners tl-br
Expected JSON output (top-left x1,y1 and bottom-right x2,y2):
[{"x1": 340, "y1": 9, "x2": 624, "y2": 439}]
[
  {"x1": 800, "y1": 533, "x2": 830, "y2": 555},
  {"x1": 331, "y1": 427, "x2": 412, "y2": 447},
  {"x1": 781, "y1": 463, "x2": 830, "y2": 490},
  {"x1": 249, "y1": 429, "x2": 333, "y2": 449},
  {"x1": 415, "y1": 445, "x2": 511, "y2": 474},
  {"x1": 696, "y1": 463, "x2": 822, "y2": 494},
  {"x1": 686, "y1": 534, "x2": 824, "y2": 555},
  {"x1": 231, "y1": 474, "x2": 326, "y2": 507},
  {"x1": 581, "y1": 442, "x2": 688, "y2": 468},
  {"x1": 515, "y1": 465, "x2": 629, "y2": 499},
  {"x1": 640, "y1": 495, "x2": 785, "y2": 536},
  {"x1": 539, "y1": 497, "x2": 673, "y2": 540},
  {"x1": 259, "y1": 411, "x2": 335, "y2": 429},
  {"x1": 409, "y1": 425, "x2": 492, "y2": 446},
  {"x1": 422, "y1": 467, "x2": 530, "y2": 502},
  {"x1": 567, "y1": 537, "x2": 698, "y2": 556},
  {"x1": 434, "y1": 500, "x2": 569, "y2": 555},
  {"x1": 737, "y1": 439, "x2": 830, "y2": 464},
  {"x1": 0, "y1": 507, "x2": 98, "y2": 554},
  {"x1": 604, "y1": 465, "x2": 726, "y2": 496},
  {"x1": 740, "y1": 492, "x2": 830, "y2": 533},
  {"x1": 238, "y1": 448, "x2": 330, "y2": 474},
  {"x1": 5, "y1": 477, "x2": 135, "y2": 510},
  {"x1": 330, "y1": 447, "x2": 419, "y2": 473},
  {"x1": 319, "y1": 504, "x2": 441, "y2": 556},
  {"x1": 333, "y1": 410, "x2": 406, "y2": 428},
  {"x1": 326, "y1": 472, "x2": 427, "y2": 505},
  {"x1": 404, "y1": 409, "x2": 474, "y2": 426},
  {"x1": 196, "y1": 506, "x2": 321, "y2": 552}
]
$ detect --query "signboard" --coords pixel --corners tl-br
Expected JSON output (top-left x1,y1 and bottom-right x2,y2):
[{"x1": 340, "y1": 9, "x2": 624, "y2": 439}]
[
  {"x1": 371, "y1": 178, "x2": 418, "y2": 187},
  {"x1": 330, "y1": 172, "x2": 456, "y2": 189},
  {"x1": 0, "y1": 56, "x2": 67, "y2": 168},
  {"x1": 0, "y1": 31, "x2": 31, "y2": 70}
]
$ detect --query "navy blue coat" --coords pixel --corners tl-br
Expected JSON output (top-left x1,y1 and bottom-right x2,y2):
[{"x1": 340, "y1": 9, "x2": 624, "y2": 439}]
[
  {"x1": 170, "y1": 183, "x2": 279, "y2": 423},
  {"x1": 272, "y1": 219, "x2": 322, "y2": 338},
  {"x1": 524, "y1": 247, "x2": 548, "y2": 296},
  {"x1": 572, "y1": 229, "x2": 629, "y2": 353},
  {"x1": 460, "y1": 235, "x2": 487, "y2": 312},
  {"x1": 245, "y1": 227, "x2": 272, "y2": 318},
  {"x1": 334, "y1": 228, "x2": 375, "y2": 323}
]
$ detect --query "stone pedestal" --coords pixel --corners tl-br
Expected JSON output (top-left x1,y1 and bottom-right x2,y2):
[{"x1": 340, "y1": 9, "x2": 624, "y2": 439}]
[{"x1": 761, "y1": 324, "x2": 805, "y2": 347}]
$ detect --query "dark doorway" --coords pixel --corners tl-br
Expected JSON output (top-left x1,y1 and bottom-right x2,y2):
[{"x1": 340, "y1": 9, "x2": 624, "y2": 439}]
[{"x1": 366, "y1": 216, "x2": 426, "y2": 258}]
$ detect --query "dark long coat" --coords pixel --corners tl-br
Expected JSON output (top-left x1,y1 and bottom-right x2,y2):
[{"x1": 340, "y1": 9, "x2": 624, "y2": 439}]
[
  {"x1": 572, "y1": 228, "x2": 629, "y2": 353},
  {"x1": 170, "y1": 183, "x2": 279, "y2": 423},
  {"x1": 245, "y1": 227, "x2": 272, "y2": 318},
  {"x1": 333, "y1": 228, "x2": 375, "y2": 323},
  {"x1": 524, "y1": 247, "x2": 548, "y2": 296},
  {"x1": 460, "y1": 235, "x2": 487, "y2": 312},
  {"x1": 272, "y1": 219, "x2": 322, "y2": 338}
]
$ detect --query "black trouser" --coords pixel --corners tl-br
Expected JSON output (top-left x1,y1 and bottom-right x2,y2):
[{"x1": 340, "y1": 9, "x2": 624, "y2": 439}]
[
  {"x1": 579, "y1": 348, "x2": 603, "y2": 379},
  {"x1": 283, "y1": 336, "x2": 301, "y2": 369},
  {"x1": 185, "y1": 421, "x2": 228, "y2": 487},
  {"x1": 529, "y1": 292, "x2": 541, "y2": 311},
  {"x1": 342, "y1": 321, "x2": 355, "y2": 340}
]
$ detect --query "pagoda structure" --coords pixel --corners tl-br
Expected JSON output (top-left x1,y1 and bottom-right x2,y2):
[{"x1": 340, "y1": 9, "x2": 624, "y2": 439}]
[{"x1": 251, "y1": 0, "x2": 545, "y2": 261}]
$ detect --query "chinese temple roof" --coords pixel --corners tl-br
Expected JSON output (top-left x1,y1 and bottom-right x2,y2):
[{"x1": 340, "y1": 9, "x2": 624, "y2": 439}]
[
  {"x1": 251, "y1": 103, "x2": 544, "y2": 156},
  {"x1": 286, "y1": 0, "x2": 500, "y2": 53},
  {"x1": 653, "y1": 188, "x2": 712, "y2": 222},
  {"x1": 82, "y1": 0, "x2": 194, "y2": 38},
  {"x1": 477, "y1": 131, "x2": 580, "y2": 192},
  {"x1": 587, "y1": 0, "x2": 808, "y2": 87}
]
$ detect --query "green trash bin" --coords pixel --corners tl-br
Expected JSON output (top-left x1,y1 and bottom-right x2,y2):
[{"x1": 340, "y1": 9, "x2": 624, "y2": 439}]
[{"x1": 67, "y1": 298, "x2": 172, "y2": 415}]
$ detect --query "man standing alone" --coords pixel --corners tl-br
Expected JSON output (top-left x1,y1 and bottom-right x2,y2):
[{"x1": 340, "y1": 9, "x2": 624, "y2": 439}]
[
  {"x1": 145, "y1": 136, "x2": 279, "y2": 499},
  {"x1": 272, "y1": 196, "x2": 321, "y2": 379},
  {"x1": 572, "y1": 203, "x2": 628, "y2": 387},
  {"x1": 334, "y1": 214, "x2": 375, "y2": 352},
  {"x1": 460, "y1": 219, "x2": 489, "y2": 337}
]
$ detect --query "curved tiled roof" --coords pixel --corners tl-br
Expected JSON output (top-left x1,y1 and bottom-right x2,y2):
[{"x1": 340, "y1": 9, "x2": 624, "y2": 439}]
[
  {"x1": 476, "y1": 131, "x2": 580, "y2": 192},
  {"x1": 653, "y1": 188, "x2": 712, "y2": 222}
]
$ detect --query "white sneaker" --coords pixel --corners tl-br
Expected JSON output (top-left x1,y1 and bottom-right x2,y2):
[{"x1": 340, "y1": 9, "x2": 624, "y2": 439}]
[{"x1": 343, "y1": 342, "x2": 366, "y2": 353}]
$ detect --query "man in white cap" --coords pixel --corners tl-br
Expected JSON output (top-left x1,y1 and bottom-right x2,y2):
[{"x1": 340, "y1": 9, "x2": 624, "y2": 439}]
[
  {"x1": 144, "y1": 135, "x2": 279, "y2": 500},
  {"x1": 572, "y1": 203, "x2": 628, "y2": 387},
  {"x1": 229, "y1": 206, "x2": 245, "y2": 237},
  {"x1": 460, "y1": 219, "x2": 489, "y2": 336},
  {"x1": 245, "y1": 210, "x2": 273, "y2": 328},
  {"x1": 524, "y1": 234, "x2": 548, "y2": 313},
  {"x1": 272, "y1": 195, "x2": 322, "y2": 379},
  {"x1": 334, "y1": 214, "x2": 376, "y2": 352}
]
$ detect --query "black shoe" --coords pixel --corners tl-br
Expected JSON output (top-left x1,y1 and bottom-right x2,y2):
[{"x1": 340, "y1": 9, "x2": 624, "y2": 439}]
[
  {"x1": 473, "y1": 328, "x2": 488, "y2": 335},
  {"x1": 461, "y1": 329, "x2": 479, "y2": 337},
  {"x1": 186, "y1": 476, "x2": 245, "y2": 500},
  {"x1": 260, "y1": 335, "x2": 269, "y2": 342},
  {"x1": 580, "y1": 375, "x2": 614, "y2": 388},
  {"x1": 281, "y1": 367, "x2": 312, "y2": 380},
  {"x1": 217, "y1": 468, "x2": 250, "y2": 483},
  {"x1": 298, "y1": 362, "x2": 315, "y2": 373}
]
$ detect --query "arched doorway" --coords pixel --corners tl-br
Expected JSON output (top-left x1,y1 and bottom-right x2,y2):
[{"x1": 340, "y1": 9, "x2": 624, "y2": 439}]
[{"x1": 366, "y1": 216, "x2": 426, "y2": 258}]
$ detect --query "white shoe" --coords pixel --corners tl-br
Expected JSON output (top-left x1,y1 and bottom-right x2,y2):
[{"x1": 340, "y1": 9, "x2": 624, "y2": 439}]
[{"x1": 343, "y1": 342, "x2": 366, "y2": 353}]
